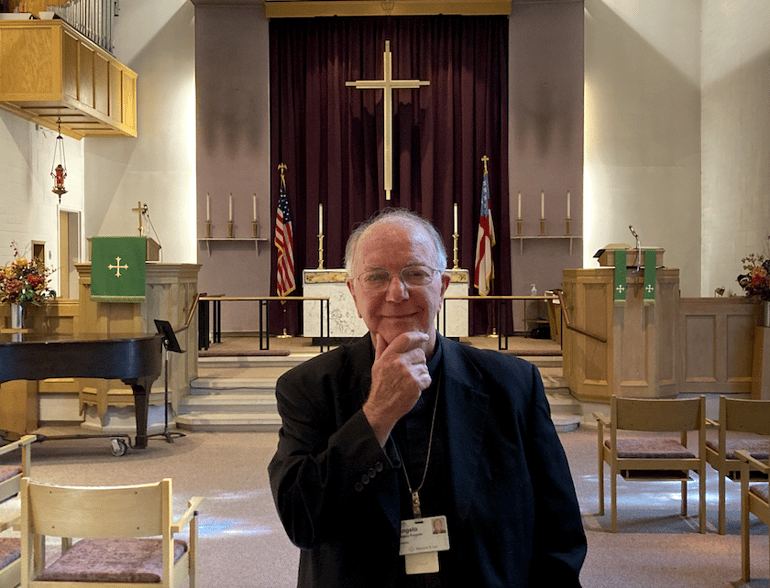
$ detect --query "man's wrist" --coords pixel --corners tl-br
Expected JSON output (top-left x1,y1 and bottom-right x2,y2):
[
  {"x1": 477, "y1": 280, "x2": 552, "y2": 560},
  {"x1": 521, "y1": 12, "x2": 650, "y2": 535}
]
[{"x1": 362, "y1": 402, "x2": 393, "y2": 447}]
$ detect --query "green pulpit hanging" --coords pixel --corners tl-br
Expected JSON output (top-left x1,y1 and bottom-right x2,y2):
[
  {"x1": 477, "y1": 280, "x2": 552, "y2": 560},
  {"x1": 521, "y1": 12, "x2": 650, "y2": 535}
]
[
  {"x1": 643, "y1": 249, "x2": 656, "y2": 305},
  {"x1": 613, "y1": 249, "x2": 627, "y2": 306},
  {"x1": 90, "y1": 236, "x2": 147, "y2": 302}
]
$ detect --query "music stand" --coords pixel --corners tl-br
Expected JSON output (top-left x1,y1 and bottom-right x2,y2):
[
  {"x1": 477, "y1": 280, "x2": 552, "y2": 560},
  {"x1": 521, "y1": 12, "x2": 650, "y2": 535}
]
[{"x1": 148, "y1": 320, "x2": 185, "y2": 443}]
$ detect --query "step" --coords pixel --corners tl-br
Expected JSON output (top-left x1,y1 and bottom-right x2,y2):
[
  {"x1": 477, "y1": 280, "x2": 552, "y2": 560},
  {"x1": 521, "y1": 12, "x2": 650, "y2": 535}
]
[
  {"x1": 551, "y1": 414, "x2": 582, "y2": 432},
  {"x1": 178, "y1": 393, "x2": 276, "y2": 414},
  {"x1": 190, "y1": 377, "x2": 276, "y2": 395},
  {"x1": 180, "y1": 348, "x2": 575, "y2": 433},
  {"x1": 175, "y1": 412, "x2": 282, "y2": 432},
  {"x1": 198, "y1": 353, "x2": 315, "y2": 371}
]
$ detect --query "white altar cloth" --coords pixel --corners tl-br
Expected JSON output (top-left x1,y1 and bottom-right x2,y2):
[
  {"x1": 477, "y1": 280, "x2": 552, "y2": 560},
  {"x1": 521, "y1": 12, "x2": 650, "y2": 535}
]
[{"x1": 302, "y1": 269, "x2": 470, "y2": 338}]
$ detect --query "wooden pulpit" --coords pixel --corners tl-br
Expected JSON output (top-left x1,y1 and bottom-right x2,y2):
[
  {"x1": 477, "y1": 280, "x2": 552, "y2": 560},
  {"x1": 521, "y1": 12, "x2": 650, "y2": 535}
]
[{"x1": 562, "y1": 246, "x2": 679, "y2": 403}]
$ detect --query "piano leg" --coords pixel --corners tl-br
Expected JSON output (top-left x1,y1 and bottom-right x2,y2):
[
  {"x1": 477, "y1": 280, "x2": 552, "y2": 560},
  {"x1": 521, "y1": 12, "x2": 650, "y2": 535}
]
[{"x1": 129, "y1": 378, "x2": 152, "y2": 450}]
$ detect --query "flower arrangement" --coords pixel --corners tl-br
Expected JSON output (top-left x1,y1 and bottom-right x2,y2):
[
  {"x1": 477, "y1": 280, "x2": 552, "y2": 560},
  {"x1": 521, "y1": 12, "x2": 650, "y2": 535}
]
[
  {"x1": 0, "y1": 242, "x2": 56, "y2": 306},
  {"x1": 737, "y1": 235, "x2": 770, "y2": 302}
]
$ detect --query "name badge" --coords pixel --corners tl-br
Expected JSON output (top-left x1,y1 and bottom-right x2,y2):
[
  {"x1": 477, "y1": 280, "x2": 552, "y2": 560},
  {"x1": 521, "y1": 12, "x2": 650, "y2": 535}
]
[{"x1": 399, "y1": 516, "x2": 450, "y2": 556}]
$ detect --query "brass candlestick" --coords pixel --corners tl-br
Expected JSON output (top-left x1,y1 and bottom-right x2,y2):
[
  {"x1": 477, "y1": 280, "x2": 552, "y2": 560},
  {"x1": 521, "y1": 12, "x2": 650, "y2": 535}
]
[
  {"x1": 565, "y1": 218, "x2": 571, "y2": 236},
  {"x1": 452, "y1": 232, "x2": 460, "y2": 270},
  {"x1": 253, "y1": 221, "x2": 259, "y2": 238},
  {"x1": 516, "y1": 219, "x2": 522, "y2": 235},
  {"x1": 228, "y1": 221, "x2": 234, "y2": 238},
  {"x1": 318, "y1": 233, "x2": 325, "y2": 269},
  {"x1": 540, "y1": 219, "x2": 545, "y2": 235},
  {"x1": 206, "y1": 221, "x2": 211, "y2": 238}
]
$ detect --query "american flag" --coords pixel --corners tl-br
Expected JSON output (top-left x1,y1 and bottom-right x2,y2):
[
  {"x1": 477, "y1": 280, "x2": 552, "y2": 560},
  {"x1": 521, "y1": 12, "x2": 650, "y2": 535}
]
[
  {"x1": 473, "y1": 167, "x2": 496, "y2": 296},
  {"x1": 274, "y1": 173, "x2": 296, "y2": 297}
]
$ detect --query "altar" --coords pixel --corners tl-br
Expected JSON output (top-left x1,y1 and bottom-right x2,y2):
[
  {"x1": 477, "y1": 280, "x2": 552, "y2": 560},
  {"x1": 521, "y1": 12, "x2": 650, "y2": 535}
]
[{"x1": 302, "y1": 268, "x2": 470, "y2": 339}]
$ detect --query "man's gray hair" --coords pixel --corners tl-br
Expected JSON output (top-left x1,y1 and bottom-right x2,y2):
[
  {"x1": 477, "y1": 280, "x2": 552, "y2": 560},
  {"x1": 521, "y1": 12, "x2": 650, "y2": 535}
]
[{"x1": 344, "y1": 208, "x2": 448, "y2": 277}]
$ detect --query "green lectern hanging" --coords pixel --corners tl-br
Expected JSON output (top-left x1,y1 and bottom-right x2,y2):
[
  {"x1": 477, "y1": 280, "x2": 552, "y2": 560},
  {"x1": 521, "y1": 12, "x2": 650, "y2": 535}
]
[{"x1": 90, "y1": 236, "x2": 146, "y2": 302}]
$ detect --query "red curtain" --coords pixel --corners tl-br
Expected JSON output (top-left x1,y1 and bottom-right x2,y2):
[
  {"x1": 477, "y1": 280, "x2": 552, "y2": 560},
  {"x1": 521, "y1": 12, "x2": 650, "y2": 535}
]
[{"x1": 269, "y1": 16, "x2": 510, "y2": 335}]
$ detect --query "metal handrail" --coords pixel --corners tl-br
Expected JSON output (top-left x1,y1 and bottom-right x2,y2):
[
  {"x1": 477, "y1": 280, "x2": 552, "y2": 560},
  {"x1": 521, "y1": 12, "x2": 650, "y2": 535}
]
[
  {"x1": 553, "y1": 289, "x2": 607, "y2": 344},
  {"x1": 173, "y1": 293, "x2": 200, "y2": 335}
]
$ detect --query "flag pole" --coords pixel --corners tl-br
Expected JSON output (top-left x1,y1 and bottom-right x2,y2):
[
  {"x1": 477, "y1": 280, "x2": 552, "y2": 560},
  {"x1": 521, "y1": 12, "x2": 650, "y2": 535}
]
[
  {"x1": 487, "y1": 276, "x2": 498, "y2": 338},
  {"x1": 275, "y1": 162, "x2": 295, "y2": 338}
]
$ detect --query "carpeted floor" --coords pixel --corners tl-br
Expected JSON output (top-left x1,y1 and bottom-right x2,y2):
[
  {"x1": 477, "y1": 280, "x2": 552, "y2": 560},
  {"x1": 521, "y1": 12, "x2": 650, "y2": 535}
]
[{"x1": 3, "y1": 423, "x2": 769, "y2": 587}]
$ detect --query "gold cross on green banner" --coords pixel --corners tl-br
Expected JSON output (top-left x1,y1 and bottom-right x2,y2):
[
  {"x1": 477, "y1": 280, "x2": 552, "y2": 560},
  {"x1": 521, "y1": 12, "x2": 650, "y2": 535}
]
[
  {"x1": 108, "y1": 257, "x2": 129, "y2": 277},
  {"x1": 91, "y1": 237, "x2": 147, "y2": 302}
]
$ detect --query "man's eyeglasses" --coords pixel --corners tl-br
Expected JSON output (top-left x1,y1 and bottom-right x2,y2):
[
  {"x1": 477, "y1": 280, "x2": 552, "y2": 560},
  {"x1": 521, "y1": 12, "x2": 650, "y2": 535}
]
[{"x1": 354, "y1": 265, "x2": 440, "y2": 291}]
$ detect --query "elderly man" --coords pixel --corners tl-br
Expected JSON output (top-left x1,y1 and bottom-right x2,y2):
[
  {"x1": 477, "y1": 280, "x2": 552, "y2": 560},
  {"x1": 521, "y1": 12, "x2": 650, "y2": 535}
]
[{"x1": 268, "y1": 209, "x2": 586, "y2": 587}]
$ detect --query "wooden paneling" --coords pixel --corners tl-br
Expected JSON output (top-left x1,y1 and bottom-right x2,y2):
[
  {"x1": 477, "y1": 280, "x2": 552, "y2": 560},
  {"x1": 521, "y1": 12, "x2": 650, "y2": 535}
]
[
  {"x1": 563, "y1": 267, "x2": 680, "y2": 403},
  {"x1": 262, "y1": 0, "x2": 513, "y2": 18},
  {"x1": 108, "y1": 60, "x2": 121, "y2": 122},
  {"x1": 754, "y1": 327, "x2": 770, "y2": 399},
  {"x1": 0, "y1": 22, "x2": 60, "y2": 98},
  {"x1": 78, "y1": 42, "x2": 94, "y2": 108},
  {"x1": 0, "y1": 20, "x2": 137, "y2": 139},
  {"x1": 679, "y1": 298, "x2": 756, "y2": 394},
  {"x1": 62, "y1": 28, "x2": 77, "y2": 98},
  {"x1": 94, "y1": 54, "x2": 108, "y2": 114}
]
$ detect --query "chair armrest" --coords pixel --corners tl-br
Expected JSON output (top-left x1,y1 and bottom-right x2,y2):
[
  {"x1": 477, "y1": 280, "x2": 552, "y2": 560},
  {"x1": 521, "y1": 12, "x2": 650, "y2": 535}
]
[
  {"x1": 735, "y1": 450, "x2": 770, "y2": 475},
  {"x1": 0, "y1": 435, "x2": 36, "y2": 457},
  {"x1": 592, "y1": 412, "x2": 610, "y2": 427},
  {"x1": 0, "y1": 514, "x2": 20, "y2": 533},
  {"x1": 171, "y1": 496, "x2": 204, "y2": 533}
]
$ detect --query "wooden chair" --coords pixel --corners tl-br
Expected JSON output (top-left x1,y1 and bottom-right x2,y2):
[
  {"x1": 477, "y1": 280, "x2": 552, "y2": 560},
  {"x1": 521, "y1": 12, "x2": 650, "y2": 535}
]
[
  {"x1": 20, "y1": 478, "x2": 203, "y2": 588},
  {"x1": 736, "y1": 449, "x2": 770, "y2": 583},
  {"x1": 0, "y1": 435, "x2": 36, "y2": 588},
  {"x1": 594, "y1": 395, "x2": 706, "y2": 533},
  {"x1": 705, "y1": 395, "x2": 770, "y2": 535}
]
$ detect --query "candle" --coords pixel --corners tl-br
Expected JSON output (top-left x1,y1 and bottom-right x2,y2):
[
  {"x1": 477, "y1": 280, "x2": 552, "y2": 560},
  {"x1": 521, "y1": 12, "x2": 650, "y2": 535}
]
[
  {"x1": 206, "y1": 193, "x2": 210, "y2": 222},
  {"x1": 319, "y1": 203, "x2": 323, "y2": 233},
  {"x1": 453, "y1": 203, "x2": 458, "y2": 234},
  {"x1": 229, "y1": 193, "x2": 233, "y2": 221},
  {"x1": 566, "y1": 190, "x2": 571, "y2": 220},
  {"x1": 517, "y1": 191, "x2": 521, "y2": 220},
  {"x1": 541, "y1": 191, "x2": 545, "y2": 219},
  {"x1": 253, "y1": 194, "x2": 257, "y2": 221}
]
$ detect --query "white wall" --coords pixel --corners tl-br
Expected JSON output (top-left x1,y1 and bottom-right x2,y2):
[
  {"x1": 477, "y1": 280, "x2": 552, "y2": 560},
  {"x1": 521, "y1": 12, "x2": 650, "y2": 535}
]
[
  {"x1": 584, "y1": 0, "x2": 702, "y2": 296},
  {"x1": 701, "y1": 0, "x2": 770, "y2": 297},
  {"x1": 84, "y1": 0, "x2": 197, "y2": 264},
  {"x1": 0, "y1": 110, "x2": 84, "y2": 295}
]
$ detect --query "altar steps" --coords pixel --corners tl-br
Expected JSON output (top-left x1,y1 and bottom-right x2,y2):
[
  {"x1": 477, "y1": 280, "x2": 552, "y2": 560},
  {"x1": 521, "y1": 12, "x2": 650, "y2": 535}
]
[{"x1": 174, "y1": 353, "x2": 583, "y2": 433}]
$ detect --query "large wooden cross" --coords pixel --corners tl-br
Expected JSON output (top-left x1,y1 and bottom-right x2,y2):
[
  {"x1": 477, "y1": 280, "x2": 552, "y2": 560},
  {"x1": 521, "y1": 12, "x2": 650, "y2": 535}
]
[{"x1": 346, "y1": 40, "x2": 429, "y2": 200}]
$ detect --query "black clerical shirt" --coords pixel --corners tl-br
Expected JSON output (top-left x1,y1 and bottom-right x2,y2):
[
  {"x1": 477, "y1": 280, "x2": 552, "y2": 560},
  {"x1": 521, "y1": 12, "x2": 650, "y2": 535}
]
[{"x1": 394, "y1": 337, "x2": 458, "y2": 587}]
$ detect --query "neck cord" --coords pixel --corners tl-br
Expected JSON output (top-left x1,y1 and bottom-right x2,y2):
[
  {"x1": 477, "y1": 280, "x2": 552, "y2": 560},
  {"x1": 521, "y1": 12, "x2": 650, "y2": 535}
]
[{"x1": 399, "y1": 379, "x2": 441, "y2": 520}]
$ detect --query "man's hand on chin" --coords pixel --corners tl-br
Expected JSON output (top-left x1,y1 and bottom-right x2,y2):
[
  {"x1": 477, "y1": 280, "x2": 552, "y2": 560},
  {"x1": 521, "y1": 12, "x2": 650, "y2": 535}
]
[{"x1": 363, "y1": 332, "x2": 432, "y2": 446}]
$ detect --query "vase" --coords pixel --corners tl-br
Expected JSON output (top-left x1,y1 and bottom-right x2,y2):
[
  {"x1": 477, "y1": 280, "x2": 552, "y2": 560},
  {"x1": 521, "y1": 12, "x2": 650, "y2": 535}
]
[
  {"x1": 762, "y1": 300, "x2": 770, "y2": 328},
  {"x1": 10, "y1": 303, "x2": 23, "y2": 330}
]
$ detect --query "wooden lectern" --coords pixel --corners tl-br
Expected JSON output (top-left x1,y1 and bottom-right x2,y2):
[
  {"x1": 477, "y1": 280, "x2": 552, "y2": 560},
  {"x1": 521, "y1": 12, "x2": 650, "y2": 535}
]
[
  {"x1": 87, "y1": 237, "x2": 161, "y2": 261},
  {"x1": 562, "y1": 246, "x2": 679, "y2": 403}
]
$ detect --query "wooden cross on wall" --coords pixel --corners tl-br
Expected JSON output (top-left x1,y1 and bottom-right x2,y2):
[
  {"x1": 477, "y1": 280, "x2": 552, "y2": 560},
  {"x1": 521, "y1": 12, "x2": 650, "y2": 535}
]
[
  {"x1": 131, "y1": 201, "x2": 145, "y2": 236},
  {"x1": 346, "y1": 40, "x2": 430, "y2": 200}
]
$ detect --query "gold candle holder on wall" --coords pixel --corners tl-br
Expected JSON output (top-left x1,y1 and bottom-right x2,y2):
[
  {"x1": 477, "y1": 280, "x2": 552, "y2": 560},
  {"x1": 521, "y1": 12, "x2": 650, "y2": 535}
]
[
  {"x1": 565, "y1": 218, "x2": 571, "y2": 236},
  {"x1": 206, "y1": 221, "x2": 211, "y2": 238},
  {"x1": 253, "y1": 221, "x2": 259, "y2": 238},
  {"x1": 540, "y1": 219, "x2": 546, "y2": 235},
  {"x1": 516, "y1": 219, "x2": 522, "y2": 236},
  {"x1": 228, "y1": 221, "x2": 234, "y2": 238}
]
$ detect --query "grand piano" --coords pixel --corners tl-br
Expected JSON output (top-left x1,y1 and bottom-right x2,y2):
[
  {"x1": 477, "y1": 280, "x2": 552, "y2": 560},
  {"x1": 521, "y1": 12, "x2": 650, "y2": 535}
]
[{"x1": 0, "y1": 332, "x2": 164, "y2": 450}]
